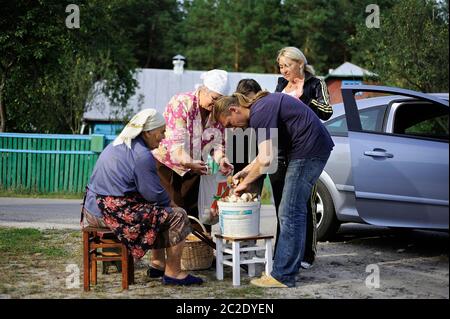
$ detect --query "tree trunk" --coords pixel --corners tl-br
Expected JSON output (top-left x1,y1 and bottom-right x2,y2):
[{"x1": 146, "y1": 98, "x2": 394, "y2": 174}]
[
  {"x1": 0, "y1": 61, "x2": 14, "y2": 132},
  {"x1": 0, "y1": 73, "x2": 6, "y2": 132},
  {"x1": 234, "y1": 41, "x2": 240, "y2": 72}
]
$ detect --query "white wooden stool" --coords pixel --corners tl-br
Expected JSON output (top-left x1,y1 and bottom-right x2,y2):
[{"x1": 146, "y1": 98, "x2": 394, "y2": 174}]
[{"x1": 215, "y1": 234, "x2": 274, "y2": 286}]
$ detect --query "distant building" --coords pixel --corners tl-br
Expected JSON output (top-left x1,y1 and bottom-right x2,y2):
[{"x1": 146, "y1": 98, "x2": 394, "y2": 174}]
[
  {"x1": 81, "y1": 56, "x2": 280, "y2": 134},
  {"x1": 324, "y1": 62, "x2": 378, "y2": 104},
  {"x1": 81, "y1": 60, "x2": 379, "y2": 135}
]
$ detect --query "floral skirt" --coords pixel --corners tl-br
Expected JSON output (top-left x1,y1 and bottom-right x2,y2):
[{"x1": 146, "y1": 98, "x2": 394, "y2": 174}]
[{"x1": 96, "y1": 193, "x2": 190, "y2": 259}]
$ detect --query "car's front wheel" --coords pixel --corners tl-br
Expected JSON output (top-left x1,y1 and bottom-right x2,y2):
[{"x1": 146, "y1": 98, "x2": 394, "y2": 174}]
[{"x1": 315, "y1": 180, "x2": 340, "y2": 241}]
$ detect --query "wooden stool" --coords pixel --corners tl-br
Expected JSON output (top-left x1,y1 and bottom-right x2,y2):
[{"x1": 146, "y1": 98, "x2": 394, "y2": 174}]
[
  {"x1": 82, "y1": 226, "x2": 134, "y2": 291},
  {"x1": 215, "y1": 234, "x2": 274, "y2": 287}
]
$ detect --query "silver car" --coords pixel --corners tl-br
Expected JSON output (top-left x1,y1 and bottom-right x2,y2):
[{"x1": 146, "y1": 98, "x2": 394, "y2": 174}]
[{"x1": 316, "y1": 85, "x2": 449, "y2": 240}]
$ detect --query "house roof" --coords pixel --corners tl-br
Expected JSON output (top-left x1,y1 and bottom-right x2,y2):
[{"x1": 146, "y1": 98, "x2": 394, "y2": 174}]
[
  {"x1": 325, "y1": 62, "x2": 378, "y2": 80},
  {"x1": 83, "y1": 68, "x2": 280, "y2": 122}
]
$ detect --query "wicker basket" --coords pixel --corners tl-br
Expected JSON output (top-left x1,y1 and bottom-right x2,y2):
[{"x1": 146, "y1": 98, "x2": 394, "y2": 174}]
[{"x1": 181, "y1": 216, "x2": 214, "y2": 270}]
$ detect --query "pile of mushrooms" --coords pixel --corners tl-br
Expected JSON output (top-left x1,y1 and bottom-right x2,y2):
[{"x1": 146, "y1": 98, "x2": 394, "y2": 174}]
[
  {"x1": 220, "y1": 176, "x2": 259, "y2": 202},
  {"x1": 221, "y1": 192, "x2": 259, "y2": 203}
]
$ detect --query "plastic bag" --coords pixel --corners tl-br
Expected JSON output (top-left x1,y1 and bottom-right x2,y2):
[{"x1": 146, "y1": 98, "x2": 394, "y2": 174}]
[{"x1": 198, "y1": 172, "x2": 230, "y2": 225}]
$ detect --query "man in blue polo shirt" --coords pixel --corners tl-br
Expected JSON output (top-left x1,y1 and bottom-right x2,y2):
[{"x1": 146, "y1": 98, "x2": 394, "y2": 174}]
[{"x1": 214, "y1": 92, "x2": 334, "y2": 288}]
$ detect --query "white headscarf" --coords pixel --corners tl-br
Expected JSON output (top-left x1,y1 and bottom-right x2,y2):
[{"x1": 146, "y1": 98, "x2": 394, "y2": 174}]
[
  {"x1": 200, "y1": 69, "x2": 229, "y2": 95},
  {"x1": 113, "y1": 108, "x2": 166, "y2": 149}
]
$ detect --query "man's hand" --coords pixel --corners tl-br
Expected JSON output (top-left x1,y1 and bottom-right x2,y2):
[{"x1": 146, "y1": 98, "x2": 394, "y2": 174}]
[
  {"x1": 233, "y1": 181, "x2": 249, "y2": 196},
  {"x1": 232, "y1": 170, "x2": 248, "y2": 183}
]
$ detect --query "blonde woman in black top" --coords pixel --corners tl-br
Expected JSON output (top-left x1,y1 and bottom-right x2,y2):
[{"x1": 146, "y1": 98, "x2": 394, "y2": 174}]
[{"x1": 273, "y1": 46, "x2": 333, "y2": 268}]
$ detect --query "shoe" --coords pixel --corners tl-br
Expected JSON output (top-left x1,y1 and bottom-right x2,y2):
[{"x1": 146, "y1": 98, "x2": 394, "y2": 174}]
[
  {"x1": 162, "y1": 274, "x2": 204, "y2": 286},
  {"x1": 300, "y1": 261, "x2": 313, "y2": 269},
  {"x1": 146, "y1": 266, "x2": 165, "y2": 278},
  {"x1": 250, "y1": 274, "x2": 288, "y2": 288}
]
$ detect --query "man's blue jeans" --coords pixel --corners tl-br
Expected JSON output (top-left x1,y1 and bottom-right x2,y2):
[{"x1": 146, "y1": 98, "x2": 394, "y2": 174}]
[{"x1": 271, "y1": 156, "x2": 329, "y2": 287}]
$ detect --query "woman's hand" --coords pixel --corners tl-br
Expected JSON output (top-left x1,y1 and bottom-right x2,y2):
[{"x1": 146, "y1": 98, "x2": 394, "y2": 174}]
[
  {"x1": 184, "y1": 160, "x2": 208, "y2": 175},
  {"x1": 218, "y1": 157, "x2": 234, "y2": 176}
]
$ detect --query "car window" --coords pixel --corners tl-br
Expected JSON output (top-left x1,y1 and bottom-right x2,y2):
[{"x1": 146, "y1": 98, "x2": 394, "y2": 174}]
[
  {"x1": 326, "y1": 105, "x2": 387, "y2": 136},
  {"x1": 393, "y1": 102, "x2": 449, "y2": 140}
]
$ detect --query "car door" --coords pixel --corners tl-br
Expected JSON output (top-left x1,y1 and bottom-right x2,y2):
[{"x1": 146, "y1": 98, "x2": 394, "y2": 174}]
[{"x1": 342, "y1": 85, "x2": 449, "y2": 229}]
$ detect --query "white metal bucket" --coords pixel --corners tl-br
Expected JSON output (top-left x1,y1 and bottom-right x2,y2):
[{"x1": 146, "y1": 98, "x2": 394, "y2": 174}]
[{"x1": 217, "y1": 201, "x2": 261, "y2": 238}]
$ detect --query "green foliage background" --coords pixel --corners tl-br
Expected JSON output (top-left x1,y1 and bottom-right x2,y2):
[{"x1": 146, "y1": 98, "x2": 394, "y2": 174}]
[{"x1": 0, "y1": 0, "x2": 448, "y2": 133}]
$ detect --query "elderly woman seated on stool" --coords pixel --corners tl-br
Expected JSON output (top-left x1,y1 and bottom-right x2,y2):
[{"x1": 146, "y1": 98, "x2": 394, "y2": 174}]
[{"x1": 82, "y1": 108, "x2": 203, "y2": 286}]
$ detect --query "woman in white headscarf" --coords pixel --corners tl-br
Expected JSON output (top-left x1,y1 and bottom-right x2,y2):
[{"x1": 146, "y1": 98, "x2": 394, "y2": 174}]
[
  {"x1": 83, "y1": 108, "x2": 203, "y2": 286},
  {"x1": 152, "y1": 69, "x2": 234, "y2": 232}
]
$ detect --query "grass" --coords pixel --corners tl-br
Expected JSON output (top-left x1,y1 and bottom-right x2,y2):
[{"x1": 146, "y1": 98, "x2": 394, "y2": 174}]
[
  {"x1": 0, "y1": 227, "x2": 78, "y2": 298},
  {"x1": 0, "y1": 187, "x2": 83, "y2": 199},
  {"x1": 0, "y1": 228, "x2": 68, "y2": 257}
]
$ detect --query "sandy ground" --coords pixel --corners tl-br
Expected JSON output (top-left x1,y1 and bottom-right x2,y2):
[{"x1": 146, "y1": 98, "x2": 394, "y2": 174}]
[
  {"x1": 276, "y1": 225, "x2": 449, "y2": 299},
  {"x1": 0, "y1": 223, "x2": 447, "y2": 299}
]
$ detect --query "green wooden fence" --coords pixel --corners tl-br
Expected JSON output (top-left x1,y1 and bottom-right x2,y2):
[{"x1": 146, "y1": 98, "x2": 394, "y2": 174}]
[{"x1": 0, "y1": 133, "x2": 108, "y2": 194}]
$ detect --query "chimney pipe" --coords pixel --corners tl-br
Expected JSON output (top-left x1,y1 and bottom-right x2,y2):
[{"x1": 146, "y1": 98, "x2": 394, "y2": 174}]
[{"x1": 172, "y1": 54, "x2": 186, "y2": 75}]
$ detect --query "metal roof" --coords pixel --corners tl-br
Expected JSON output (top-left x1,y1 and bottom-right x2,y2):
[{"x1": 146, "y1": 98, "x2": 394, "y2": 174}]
[
  {"x1": 325, "y1": 62, "x2": 378, "y2": 79},
  {"x1": 83, "y1": 68, "x2": 280, "y2": 121}
]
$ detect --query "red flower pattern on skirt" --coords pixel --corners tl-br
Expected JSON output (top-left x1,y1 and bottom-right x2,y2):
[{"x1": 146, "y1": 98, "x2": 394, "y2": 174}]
[
  {"x1": 143, "y1": 231, "x2": 156, "y2": 245},
  {"x1": 121, "y1": 211, "x2": 135, "y2": 224},
  {"x1": 96, "y1": 193, "x2": 169, "y2": 259},
  {"x1": 123, "y1": 226, "x2": 140, "y2": 241}
]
